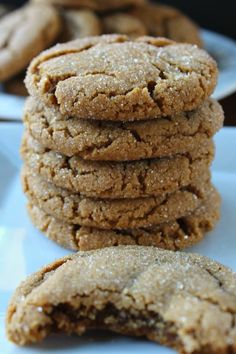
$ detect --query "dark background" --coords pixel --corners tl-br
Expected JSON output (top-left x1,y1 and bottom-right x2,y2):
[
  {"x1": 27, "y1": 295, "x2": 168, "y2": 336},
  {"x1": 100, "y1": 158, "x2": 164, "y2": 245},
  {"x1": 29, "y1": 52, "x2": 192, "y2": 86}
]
[
  {"x1": 2, "y1": 0, "x2": 236, "y2": 124},
  {"x1": 3, "y1": 0, "x2": 236, "y2": 40},
  {"x1": 158, "y1": 0, "x2": 236, "y2": 40}
]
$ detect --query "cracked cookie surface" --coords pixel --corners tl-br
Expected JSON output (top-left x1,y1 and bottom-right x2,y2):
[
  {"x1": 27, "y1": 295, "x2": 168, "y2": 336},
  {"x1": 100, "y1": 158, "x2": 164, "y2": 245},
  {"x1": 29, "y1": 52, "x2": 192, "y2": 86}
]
[
  {"x1": 0, "y1": 4, "x2": 61, "y2": 81},
  {"x1": 32, "y1": 0, "x2": 146, "y2": 11},
  {"x1": 27, "y1": 187, "x2": 220, "y2": 251},
  {"x1": 130, "y1": 3, "x2": 202, "y2": 47},
  {"x1": 25, "y1": 35, "x2": 217, "y2": 121},
  {"x1": 22, "y1": 167, "x2": 211, "y2": 229},
  {"x1": 21, "y1": 133, "x2": 213, "y2": 198},
  {"x1": 6, "y1": 246, "x2": 236, "y2": 353},
  {"x1": 23, "y1": 97, "x2": 223, "y2": 161}
]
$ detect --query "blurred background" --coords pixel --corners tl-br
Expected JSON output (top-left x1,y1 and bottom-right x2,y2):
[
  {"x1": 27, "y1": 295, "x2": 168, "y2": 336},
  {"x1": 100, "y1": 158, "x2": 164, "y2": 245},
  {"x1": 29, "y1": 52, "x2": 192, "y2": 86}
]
[
  {"x1": 1, "y1": 0, "x2": 236, "y2": 124},
  {"x1": 4, "y1": 0, "x2": 236, "y2": 39}
]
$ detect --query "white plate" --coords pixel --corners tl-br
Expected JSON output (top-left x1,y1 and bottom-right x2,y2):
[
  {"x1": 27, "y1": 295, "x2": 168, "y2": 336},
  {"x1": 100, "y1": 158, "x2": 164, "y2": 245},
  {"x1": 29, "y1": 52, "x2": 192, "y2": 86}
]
[
  {"x1": 202, "y1": 30, "x2": 236, "y2": 100},
  {"x1": 0, "y1": 124, "x2": 236, "y2": 353},
  {"x1": 1, "y1": 29, "x2": 236, "y2": 121}
]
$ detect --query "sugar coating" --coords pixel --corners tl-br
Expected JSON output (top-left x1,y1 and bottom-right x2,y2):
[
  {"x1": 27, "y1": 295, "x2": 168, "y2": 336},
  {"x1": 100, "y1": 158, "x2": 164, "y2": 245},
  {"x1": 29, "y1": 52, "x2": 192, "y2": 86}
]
[
  {"x1": 25, "y1": 35, "x2": 217, "y2": 121},
  {"x1": 22, "y1": 166, "x2": 211, "y2": 229},
  {"x1": 27, "y1": 187, "x2": 220, "y2": 251},
  {"x1": 6, "y1": 246, "x2": 236, "y2": 353},
  {"x1": 21, "y1": 132, "x2": 214, "y2": 199},
  {"x1": 23, "y1": 97, "x2": 223, "y2": 161}
]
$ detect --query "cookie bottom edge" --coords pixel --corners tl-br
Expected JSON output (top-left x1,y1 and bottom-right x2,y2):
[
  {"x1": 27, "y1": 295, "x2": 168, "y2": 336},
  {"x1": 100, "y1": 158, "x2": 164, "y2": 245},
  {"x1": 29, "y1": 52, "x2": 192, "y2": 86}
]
[{"x1": 27, "y1": 187, "x2": 221, "y2": 251}]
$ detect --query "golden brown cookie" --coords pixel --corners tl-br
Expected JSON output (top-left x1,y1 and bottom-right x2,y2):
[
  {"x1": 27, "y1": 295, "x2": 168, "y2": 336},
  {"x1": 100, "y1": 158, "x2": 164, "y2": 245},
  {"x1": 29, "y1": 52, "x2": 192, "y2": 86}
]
[
  {"x1": 61, "y1": 9, "x2": 102, "y2": 41},
  {"x1": 25, "y1": 35, "x2": 217, "y2": 121},
  {"x1": 130, "y1": 3, "x2": 202, "y2": 47},
  {"x1": 7, "y1": 245, "x2": 236, "y2": 353},
  {"x1": 4, "y1": 74, "x2": 27, "y2": 96},
  {"x1": 23, "y1": 97, "x2": 223, "y2": 161},
  {"x1": 32, "y1": 0, "x2": 146, "y2": 12},
  {"x1": 102, "y1": 13, "x2": 147, "y2": 38},
  {"x1": 21, "y1": 132, "x2": 214, "y2": 198},
  {"x1": 0, "y1": 4, "x2": 61, "y2": 81},
  {"x1": 27, "y1": 187, "x2": 220, "y2": 251},
  {"x1": 22, "y1": 167, "x2": 211, "y2": 229}
]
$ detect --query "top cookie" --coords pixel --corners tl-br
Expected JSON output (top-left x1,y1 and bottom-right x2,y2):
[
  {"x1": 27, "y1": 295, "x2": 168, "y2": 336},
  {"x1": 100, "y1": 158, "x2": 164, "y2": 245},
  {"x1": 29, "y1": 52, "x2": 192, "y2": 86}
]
[
  {"x1": 0, "y1": 4, "x2": 61, "y2": 81},
  {"x1": 7, "y1": 246, "x2": 236, "y2": 353},
  {"x1": 32, "y1": 0, "x2": 146, "y2": 12},
  {"x1": 25, "y1": 35, "x2": 218, "y2": 121}
]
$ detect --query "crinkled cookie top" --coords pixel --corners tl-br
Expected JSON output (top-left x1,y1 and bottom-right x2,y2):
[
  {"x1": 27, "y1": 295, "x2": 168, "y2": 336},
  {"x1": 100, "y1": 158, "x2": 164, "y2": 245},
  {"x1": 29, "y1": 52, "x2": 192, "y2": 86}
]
[{"x1": 25, "y1": 35, "x2": 218, "y2": 121}]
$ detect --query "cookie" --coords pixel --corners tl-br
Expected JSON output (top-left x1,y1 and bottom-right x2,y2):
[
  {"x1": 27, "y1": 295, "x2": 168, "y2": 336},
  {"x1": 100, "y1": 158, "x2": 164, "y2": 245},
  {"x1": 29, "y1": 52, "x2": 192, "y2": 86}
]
[
  {"x1": 130, "y1": 3, "x2": 202, "y2": 47},
  {"x1": 7, "y1": 246, "x2": 236, "y2": 353},
  {"x1": 27, "y1": 187, "x2": 220, "y2": 251},
  {"x1": 61, "y1": 10, "x2": 102, "y2": 41},
  {"x1": 21, "y1": 132, "x2": 214, "y2": 199},
  {"x1": 22, "y1": 167, "x2": 211, "y2": 229},
  {"x1": 25, "y1": 35, "x2": 217, "y2": 121},
  {"x1": 23, "y1": 97, "x2": 223, "y2": 161},
  {"x1": 32, "y1": 0, "x2": 146, "y2": 12},
  {"x1": 4, "y1": 74, "x2": 28, "y2": 96},
  {"x1": 102, "y1": 13, "x2": 147, "y2": 38},
  {"x1": 0, "y1": 4, "x2": 61, "y2": 81}
]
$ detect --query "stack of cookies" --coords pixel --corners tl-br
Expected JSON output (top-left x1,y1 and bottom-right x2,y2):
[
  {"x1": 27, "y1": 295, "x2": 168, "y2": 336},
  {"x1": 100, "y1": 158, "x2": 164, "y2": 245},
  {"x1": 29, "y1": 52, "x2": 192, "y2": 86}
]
[{"x1": 21, "y1": 35, "x2": 224, "y2": 252}]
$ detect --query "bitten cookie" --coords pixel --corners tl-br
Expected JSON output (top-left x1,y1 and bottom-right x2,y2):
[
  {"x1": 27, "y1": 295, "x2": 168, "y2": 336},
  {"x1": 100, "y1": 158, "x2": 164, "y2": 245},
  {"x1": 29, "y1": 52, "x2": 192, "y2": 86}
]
[
  {"x1": 102, "y1": 13, "x2": 147, "y2": 38},
  {"x1": 130, "y1": 3, "x2": 202, "y2": 46},
  {"x1": 0, "y1": 4, "x2": 61, "y2": 81},
  {"x1": 7, "y1": 246, "x2": 236, "y2": 354},
  {"x1": 22, "y1": 168, "x2": 211, "y2": 229},
  {"x1": 25, "y1": 35, "x2": 217, "y2": 121},
  {"x1": 23, "y1": 97, "x2": 223, "y2": 161},
  {"x1": 27, "y1": 187, "x2": 220, "y2": 251},
  {"x1": 61, "y1": 10, "x2": 102, "y2": 41},
  {"x1": 21, "y1": 133, "x2": 214, "y2": 198},
  {"x1": 32, "y1": 0, "x2": 146, "y2": 12}
]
